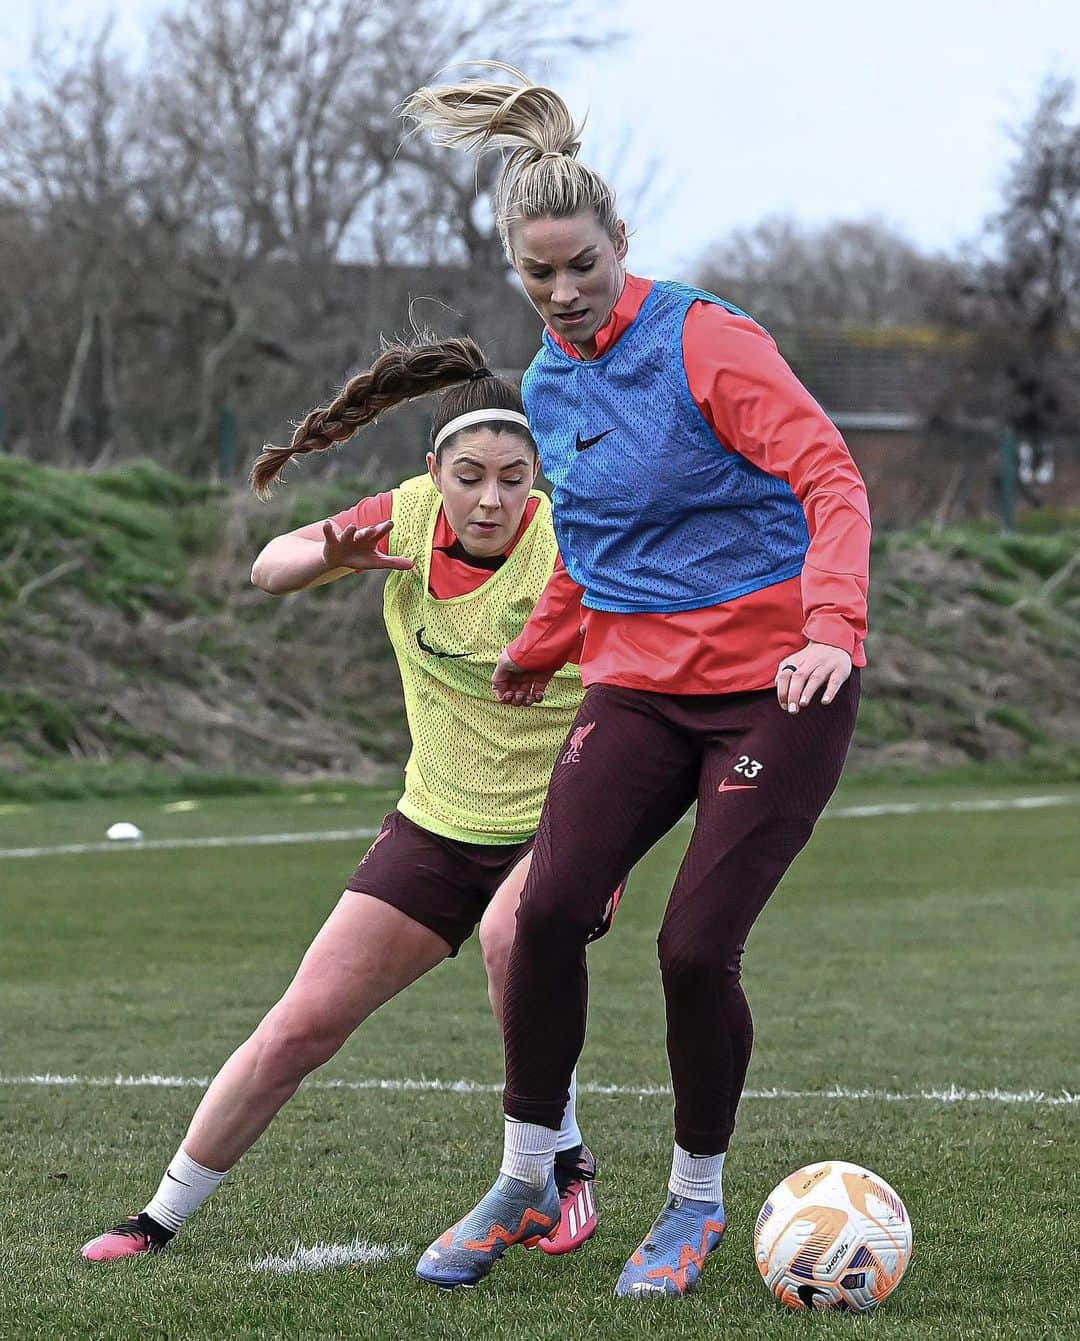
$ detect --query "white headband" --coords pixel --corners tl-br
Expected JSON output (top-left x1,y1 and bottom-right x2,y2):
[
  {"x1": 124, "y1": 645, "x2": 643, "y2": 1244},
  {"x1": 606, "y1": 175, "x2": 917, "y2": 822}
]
[{"x1": 433, "y1": 409, "x2": 532, "y2": 452}]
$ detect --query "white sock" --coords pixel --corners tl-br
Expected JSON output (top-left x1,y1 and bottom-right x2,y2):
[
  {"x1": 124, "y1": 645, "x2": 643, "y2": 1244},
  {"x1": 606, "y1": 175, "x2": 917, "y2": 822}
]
[
  {"x1": 668, "y1": 1142, "x2": 725, "y2": 1204},
  {"x1": 143, "y1": 1145, "x2": 227, "y2": 1234},
  {"x1": 555, "y1": 1070, "x2": 583, "y2": 1154},
  {"x1": 500, "y1": 1118, "x2": 558, "y2": 1189}
]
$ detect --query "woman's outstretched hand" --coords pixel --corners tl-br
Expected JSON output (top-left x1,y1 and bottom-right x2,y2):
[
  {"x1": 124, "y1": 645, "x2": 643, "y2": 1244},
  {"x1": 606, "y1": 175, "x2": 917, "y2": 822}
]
[
  {"x1": 492, "y1": 648, "x2": 553, "y2": 707},
  {"x1": 321, "y1": 519, "x2": 413, "y2": 573},
  {"x1": 775, "y1": 641, "x2": 852, "y2": 713}
]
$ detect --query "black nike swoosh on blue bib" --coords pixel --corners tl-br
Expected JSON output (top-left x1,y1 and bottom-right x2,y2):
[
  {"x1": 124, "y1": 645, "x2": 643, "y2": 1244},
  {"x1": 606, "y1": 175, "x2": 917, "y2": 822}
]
[{"x1": 575, "y1": 428, "x2": 614, "y2": 452}]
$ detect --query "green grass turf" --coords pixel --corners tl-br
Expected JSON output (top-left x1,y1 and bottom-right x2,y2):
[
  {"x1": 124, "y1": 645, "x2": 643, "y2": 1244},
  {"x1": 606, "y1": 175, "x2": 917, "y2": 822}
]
[{"x1": 1, "y1": 781, "x2": 1077, "y2": 1338}]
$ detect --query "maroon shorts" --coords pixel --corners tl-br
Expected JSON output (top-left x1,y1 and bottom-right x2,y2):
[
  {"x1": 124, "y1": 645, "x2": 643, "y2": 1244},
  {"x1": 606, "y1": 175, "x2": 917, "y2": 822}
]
[
  {"x1": 346, "y1": 811, "x2": 622, "y2": 956},
  {"x1": 346, "y1": 811, "x2": 531, "y2": 955}
]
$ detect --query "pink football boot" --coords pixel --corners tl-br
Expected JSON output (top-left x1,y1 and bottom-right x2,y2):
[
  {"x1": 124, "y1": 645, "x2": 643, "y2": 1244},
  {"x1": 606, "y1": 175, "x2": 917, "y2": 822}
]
[
  {"x1": 540, "y1": 1144, "x2": 598, "y2": 1255},
  {"x1": 81, "y1": 1214, "x2": 172, "y2": 1261}
]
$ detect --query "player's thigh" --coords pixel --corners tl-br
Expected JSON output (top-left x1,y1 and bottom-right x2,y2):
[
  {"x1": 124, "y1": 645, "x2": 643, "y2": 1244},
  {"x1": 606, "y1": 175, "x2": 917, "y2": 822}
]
[
  {"x1": 660, "y1": 680, "x2": 861, "y2": 956},
  {"x1": 534, "y1": 685, "x2": 700, "y2": 885},
  {"x1": 478, "y1": 848, "x2": 532, "y2": 951},
  {"x1": 278, "y1": 891, "x2": 451, "y2": 1037},
  {"x1": 660, "y1": 815, "x2": 815, "y2": 975},
  {"x1": 482, "y1": 844, "x2": 632, "y2": 952},
  {"x1": 700, "y1": 675, "x2": 860, "y2": 829}
]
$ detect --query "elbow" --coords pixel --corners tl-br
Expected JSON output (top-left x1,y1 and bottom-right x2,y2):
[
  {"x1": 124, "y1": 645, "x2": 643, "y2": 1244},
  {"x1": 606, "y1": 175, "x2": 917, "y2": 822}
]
[{"x1": 250, "y1": 554, "x2": 284, "y2": 595}]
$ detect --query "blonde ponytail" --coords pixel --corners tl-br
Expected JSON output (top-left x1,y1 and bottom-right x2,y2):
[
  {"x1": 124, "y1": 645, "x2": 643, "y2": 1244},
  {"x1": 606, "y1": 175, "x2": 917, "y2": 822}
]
[{"x1": 403, "y1": 62, "x2": 620, "y2": 261}]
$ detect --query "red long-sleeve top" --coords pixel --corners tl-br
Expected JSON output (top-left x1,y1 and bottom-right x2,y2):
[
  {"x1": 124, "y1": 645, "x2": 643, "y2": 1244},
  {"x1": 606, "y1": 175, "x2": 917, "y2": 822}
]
[{"x1": 508, "y1": 274, "x2": 871, "y2": 693}]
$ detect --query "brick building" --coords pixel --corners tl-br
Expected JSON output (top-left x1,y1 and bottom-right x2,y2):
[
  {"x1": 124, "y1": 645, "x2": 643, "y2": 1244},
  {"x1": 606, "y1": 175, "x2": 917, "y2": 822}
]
[{"x1": 775, "y1": 328, "x2": 1078, "y2": 527}]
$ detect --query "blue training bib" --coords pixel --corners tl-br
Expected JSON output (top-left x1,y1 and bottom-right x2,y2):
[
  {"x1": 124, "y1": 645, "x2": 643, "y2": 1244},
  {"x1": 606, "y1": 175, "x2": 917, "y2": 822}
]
[{"x1": 522, "y1": 281, "x2": 810, "y2": 614}]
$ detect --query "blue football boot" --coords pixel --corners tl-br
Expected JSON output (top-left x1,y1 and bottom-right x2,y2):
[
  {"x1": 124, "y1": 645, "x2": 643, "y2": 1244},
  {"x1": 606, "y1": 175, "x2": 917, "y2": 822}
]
[
  {"x1": 416, "y1": 1172, "x2": 560, "y2": 1289},
  {"x1": 615, "y1": 1193, "x2": 726, "y2": 1298}
]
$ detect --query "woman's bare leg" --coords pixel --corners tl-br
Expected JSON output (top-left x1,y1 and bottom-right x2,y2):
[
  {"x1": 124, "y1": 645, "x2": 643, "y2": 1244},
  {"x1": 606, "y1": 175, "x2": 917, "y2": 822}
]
[
  {"x1": 183, "y1": 891, "x2": 450, "y2": 1170},
  {"x1": 477, "y1": 851, "x2": 531, "y2": 1027},
  {"x1": 83, "y1": 890, "x2": 452, "y2": 1258}
]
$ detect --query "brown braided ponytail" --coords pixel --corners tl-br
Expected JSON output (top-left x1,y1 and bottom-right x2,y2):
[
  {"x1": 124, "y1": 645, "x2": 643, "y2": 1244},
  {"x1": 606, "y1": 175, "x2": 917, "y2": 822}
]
[{"x1": 250, "y1": 336, "x2": 533, "y2": 498}]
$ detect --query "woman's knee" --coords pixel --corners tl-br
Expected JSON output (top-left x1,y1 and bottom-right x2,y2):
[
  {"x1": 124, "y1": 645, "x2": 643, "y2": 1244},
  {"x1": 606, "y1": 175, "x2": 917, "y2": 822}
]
[
  {"x1": 251, "y1": 1001, "x2": 348, "y2": 1082},
  {"x1": 514, "y1": 884, "x2": 602, "y2": 947},
  {"x1": 478, "y1": 910, "x2": 515, "y2": 984},
  {"x1": 658, "y1": 926, "x2": 741, "y2": 996}
]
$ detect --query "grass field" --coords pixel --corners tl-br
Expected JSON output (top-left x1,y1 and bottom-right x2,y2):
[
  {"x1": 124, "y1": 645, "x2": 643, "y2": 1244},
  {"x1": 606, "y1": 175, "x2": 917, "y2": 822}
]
[{"x1": 1, "y1": 777, "x2": 1077, "y2": 1339}]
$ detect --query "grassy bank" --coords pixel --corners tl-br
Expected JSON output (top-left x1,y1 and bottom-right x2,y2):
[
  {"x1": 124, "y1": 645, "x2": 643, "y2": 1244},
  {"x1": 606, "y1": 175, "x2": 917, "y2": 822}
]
[{"x1": 2, "y1": 457, "x2": 1078, "y2": 795}]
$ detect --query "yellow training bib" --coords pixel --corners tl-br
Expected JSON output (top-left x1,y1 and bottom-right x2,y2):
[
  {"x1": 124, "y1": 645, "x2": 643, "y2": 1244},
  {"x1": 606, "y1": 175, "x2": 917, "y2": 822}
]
[{"x1": 382, "y1": 474, "x2": 583, "y2": 843}]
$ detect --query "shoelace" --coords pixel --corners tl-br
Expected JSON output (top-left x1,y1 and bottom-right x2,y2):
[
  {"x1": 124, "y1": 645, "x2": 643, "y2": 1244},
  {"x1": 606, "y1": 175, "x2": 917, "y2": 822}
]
[
  {"x1": 554, "y1": 1149, "x2": 596, "y2": 1195},
  {"x1": 103, "y1": 1218, "x2": 149, "y2": 1241}
]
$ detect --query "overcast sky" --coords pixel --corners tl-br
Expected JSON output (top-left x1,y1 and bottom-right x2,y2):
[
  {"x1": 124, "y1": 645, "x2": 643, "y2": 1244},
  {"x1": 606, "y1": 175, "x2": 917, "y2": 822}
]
[{"x1": 3, "y1": 0, "x2": 1078, "y2": 275}]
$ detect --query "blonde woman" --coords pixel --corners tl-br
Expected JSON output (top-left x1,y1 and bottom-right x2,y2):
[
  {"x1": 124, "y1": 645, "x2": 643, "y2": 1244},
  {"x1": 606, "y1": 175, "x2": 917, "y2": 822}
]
[
  {"x1": 405, "y1": 67, "x2": 871, "y2": 1296},
  {"x1": 80, "y1": 339, "x2": 660, "y2": 1264}
]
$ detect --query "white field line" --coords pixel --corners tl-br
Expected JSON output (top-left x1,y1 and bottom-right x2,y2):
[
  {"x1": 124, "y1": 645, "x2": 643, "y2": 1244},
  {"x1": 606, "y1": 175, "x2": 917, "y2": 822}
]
[
  {"x1": 821, "y1": 794, "x2": 1078, "y2": 819},
  {"x1": 1, "y1": 792, "x2": 1078, "y2": 861},
  {"x1": 249, "y1": 1236, "x2": 409, "y2": 1274},
  {"x1": 0, "y1": 826, "x2": 380, "y2": 860},
  {"x1": 1, "y1": 1073, "x2": 1075, "y2": 1106}
]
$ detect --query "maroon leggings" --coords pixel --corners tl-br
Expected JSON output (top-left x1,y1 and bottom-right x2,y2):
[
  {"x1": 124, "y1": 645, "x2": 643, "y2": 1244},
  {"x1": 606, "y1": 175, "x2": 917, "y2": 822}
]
[{"x1": 503, "y1": 673, "x2": 860, "y2": 1154}]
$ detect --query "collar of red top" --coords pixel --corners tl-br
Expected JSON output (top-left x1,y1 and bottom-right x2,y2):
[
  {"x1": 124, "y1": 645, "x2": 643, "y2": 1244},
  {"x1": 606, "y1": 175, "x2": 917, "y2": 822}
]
[{"x1": 545, "y1": 273, "x2": 654, "y2": 361}]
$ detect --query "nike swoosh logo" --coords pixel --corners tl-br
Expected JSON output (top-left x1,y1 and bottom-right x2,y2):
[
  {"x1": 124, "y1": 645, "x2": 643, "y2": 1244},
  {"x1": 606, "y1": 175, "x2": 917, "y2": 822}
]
[
  {"x1": 416, "y1": 627, "x2": 469, "y2": 659},
  {"x1": 575, "y1": 428, "x2": 614, "y2": 452},
  {"x1": 796, "y1": 1284, "x2": 827, "y2": 1308},
  {"x1": 716, "y1": 777, "x2": 758, "y2": 794},
  {"x1": 165, "y1": 1171, "x2": 191, "y2": 1187}
]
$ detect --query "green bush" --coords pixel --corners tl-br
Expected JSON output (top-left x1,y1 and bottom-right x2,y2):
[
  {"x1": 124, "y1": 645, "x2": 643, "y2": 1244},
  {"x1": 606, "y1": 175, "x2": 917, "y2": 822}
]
[
  {"x1": 987, "y1": 705, "x2": 1050, "y2": 745},
  {"x1": 1000, "y1": 533, "x2": 1075, "y2": 579},
  {"x1": 0, "y1": 689, "x2": 81, "y2": 755}
]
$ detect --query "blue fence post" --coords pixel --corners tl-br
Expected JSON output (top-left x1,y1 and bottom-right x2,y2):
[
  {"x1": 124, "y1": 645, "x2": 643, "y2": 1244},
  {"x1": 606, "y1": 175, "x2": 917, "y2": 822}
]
[{"x1": 219, "y1": 405, "x2": 238, "y2": 480}]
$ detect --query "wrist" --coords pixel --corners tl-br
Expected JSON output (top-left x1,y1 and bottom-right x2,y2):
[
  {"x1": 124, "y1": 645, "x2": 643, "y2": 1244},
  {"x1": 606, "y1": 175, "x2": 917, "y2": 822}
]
[
  {"x1": 802, "y1": 616, "x2": 858, "y2": 657},
  {"x1": 507, "y1": 640, "x2": 552, "y2": 675}
]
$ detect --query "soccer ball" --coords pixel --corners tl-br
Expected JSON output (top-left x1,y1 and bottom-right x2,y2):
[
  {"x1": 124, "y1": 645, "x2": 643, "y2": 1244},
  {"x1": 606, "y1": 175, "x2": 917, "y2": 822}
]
[{"x1": 754, "y1": 1160, "x2": 912, "y2": 1312}]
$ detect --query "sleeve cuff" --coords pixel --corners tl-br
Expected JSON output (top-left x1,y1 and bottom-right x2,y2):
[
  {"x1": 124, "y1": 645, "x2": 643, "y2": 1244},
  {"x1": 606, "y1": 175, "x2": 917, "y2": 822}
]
[
  {"x1": 802, "y1": 613, "x2": 859, "y2": 657},
  {"x1": 507, "y1": 627, "x2": 584, "y2": 673}
]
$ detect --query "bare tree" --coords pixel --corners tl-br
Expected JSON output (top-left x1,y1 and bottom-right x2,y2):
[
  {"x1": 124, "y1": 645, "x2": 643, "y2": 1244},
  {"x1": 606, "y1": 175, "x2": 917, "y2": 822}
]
[
  {"x1": 972, "y1": 78, "x2": 1077, "y2": 448},
  {"x1": 922, "y1": 73, "x2": 1079, "y2": 512},
  {"x1": 696, "y1": 215, "x2": 956, "y2": 330},
  {"x1": 0, "y1": 25, "x2": 145, "y2": 459},
  {"x1": 0, "y1": 0, "x2": 622, "y2": 474}
]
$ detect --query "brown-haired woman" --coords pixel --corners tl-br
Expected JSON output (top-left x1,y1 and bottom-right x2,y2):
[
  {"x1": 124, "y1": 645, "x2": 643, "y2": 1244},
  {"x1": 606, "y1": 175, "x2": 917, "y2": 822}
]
[
  {"x1": 405, "y1": 66, "x2": 872, "y2": 1296},
  {"x1": 80, "y1": 337, "x2": 639, "y2": 1263}
]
